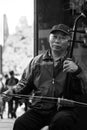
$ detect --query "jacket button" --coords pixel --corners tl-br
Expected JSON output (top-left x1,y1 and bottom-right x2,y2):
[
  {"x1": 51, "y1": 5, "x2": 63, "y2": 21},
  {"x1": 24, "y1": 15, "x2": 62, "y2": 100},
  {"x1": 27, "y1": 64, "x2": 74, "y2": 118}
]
[{"x1": 52, "y1": 78, "x2": 55, "y2": 84}]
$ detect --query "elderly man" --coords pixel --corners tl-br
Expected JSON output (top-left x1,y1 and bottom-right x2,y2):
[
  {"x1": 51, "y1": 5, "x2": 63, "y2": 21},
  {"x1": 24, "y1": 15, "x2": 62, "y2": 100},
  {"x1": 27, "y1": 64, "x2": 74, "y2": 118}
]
[{"x1": 3, "y1": 24, "x2": 85, "y2": 130}]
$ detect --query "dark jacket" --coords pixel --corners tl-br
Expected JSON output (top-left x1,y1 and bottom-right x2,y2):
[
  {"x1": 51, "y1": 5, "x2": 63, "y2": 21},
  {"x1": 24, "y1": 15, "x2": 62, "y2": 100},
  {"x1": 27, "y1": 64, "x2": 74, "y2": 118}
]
[{"x1": 13, "y1": 50, "x2": 85, "y2": 111}]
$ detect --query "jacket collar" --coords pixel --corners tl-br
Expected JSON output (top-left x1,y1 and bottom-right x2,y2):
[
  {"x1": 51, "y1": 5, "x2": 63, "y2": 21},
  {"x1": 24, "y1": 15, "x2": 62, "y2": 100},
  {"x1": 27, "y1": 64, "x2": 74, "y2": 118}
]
[
  {"x1": 42, "y1": 49, "x2": 69, "y2": 63},
  {"x1": 42, "y1": 49, "x2": 53, "y2": 61}
]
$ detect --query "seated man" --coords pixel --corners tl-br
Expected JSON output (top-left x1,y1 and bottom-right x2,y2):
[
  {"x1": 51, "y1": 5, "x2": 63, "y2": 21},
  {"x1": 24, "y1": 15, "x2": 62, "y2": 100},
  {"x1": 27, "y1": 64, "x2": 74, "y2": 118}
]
[{"x1": 3, "y1": 24, "x2": 86, "y2": 130}]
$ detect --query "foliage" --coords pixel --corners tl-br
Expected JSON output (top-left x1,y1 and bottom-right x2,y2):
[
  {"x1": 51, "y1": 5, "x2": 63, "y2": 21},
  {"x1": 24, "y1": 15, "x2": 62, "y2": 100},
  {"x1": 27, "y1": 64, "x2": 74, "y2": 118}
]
[{"x1": 3, "y1": 17, "x2": 33, "y2": 75}]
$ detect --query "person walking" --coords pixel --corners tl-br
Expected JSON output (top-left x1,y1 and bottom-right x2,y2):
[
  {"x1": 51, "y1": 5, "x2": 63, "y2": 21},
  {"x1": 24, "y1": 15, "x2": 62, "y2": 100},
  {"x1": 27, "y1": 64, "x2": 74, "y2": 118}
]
[{"x1": 6, "y1": 71, "x2": 19, "y2": 118}]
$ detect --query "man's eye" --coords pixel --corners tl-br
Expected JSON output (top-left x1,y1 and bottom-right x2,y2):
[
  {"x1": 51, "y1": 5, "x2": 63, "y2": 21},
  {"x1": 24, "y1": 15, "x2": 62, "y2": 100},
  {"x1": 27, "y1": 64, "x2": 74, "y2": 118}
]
[
  {"x1": 53, "y1": 36, "x2": 57, "y2": 38},
  {"x1": 61, "y1": 37, "x2": 66, "y2": 39}
]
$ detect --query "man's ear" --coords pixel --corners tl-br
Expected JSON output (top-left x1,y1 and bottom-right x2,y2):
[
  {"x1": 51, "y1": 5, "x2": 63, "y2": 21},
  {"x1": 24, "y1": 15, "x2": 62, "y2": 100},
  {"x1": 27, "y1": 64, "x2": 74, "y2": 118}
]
[
  {"x1": 67, "y1": 35, "x2": 71, "y2": 40},
  {"x1": 48, "y1": 35, "x2": 50, "y2": 43},
  {"x1": 67, "y1": 36, "x2": 71, "y2": 44}
]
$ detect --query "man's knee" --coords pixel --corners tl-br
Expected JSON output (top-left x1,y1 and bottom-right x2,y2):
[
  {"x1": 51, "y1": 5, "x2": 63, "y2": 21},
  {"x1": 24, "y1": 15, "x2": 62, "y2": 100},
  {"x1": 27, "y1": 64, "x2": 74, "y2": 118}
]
[
  {"x1": 13, "y1": 117, "x2": 23, "y2": 130},
  {"x1": 49, "y1": 116, "x2": 74, "y2": 130}
]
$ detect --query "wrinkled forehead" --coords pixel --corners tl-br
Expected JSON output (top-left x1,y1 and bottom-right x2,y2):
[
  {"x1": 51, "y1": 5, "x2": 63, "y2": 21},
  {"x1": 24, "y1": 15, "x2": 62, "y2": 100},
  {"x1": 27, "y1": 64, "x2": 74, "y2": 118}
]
[
  {"x1": 49, "y1": 32, "x2": 71, "y2": 39},
  {"x1": 50, "y1": 30, "x2": 69, "y2": 36}
]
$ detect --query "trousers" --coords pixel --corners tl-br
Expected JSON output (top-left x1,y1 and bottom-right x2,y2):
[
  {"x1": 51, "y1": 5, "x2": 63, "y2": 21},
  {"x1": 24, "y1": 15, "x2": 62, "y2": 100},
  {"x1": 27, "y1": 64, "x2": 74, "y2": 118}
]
[{"x1": 13, "y1": 107, "x2": 78, "y2": 130}]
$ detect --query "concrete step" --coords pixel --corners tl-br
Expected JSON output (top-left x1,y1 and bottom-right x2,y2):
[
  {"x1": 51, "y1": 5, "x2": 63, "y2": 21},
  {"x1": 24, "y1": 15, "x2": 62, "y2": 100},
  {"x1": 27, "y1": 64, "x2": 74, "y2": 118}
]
[{"x1": 0, "y1": 119, "x2": 15, "y2": 130}]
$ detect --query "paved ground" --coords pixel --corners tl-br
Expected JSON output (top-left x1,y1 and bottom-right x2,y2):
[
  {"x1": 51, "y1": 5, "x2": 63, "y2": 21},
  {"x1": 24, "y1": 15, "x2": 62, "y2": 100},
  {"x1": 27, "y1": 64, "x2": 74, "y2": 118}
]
[
  {"x1": 0, "y1": 118, "x2": 15, "y2": 130},
  {"x1": 0, "y1": 102, "x2": 25, "y2": 130}
]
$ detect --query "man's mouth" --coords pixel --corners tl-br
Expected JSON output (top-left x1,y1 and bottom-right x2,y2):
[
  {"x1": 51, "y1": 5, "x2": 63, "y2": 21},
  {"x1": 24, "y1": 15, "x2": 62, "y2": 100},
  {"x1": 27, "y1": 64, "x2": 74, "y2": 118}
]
[{"x1": 52, "y1": 44, "x2": 61, "y2": 50}]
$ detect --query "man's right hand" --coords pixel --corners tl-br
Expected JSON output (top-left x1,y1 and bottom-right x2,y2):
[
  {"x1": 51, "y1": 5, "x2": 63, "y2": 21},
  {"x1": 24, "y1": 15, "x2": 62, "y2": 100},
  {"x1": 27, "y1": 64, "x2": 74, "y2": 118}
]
[{"x1": 2, "y1": 89, "x2": 13, "y2": 102}]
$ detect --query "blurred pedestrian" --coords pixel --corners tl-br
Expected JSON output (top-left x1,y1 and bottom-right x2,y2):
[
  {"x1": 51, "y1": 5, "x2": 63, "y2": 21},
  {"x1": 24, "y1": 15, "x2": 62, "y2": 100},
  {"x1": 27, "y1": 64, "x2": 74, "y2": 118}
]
[
  {"x1": 6, "y1": 70, "x2": 19, "y2": 118},
  {"x1": 0, "y1": 74, "x2": 6, "y2": 119}
]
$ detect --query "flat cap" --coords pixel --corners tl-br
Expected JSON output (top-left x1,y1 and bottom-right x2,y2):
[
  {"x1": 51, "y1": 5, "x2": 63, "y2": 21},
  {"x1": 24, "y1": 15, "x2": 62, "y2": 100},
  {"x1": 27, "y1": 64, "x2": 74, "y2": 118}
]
[{"x1": 50, "y1": 24, "x2": 70, "y2": 35}]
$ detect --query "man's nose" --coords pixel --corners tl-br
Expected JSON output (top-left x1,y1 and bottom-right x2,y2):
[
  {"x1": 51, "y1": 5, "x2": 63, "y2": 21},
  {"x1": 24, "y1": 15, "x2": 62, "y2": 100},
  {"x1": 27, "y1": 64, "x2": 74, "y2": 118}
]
[
  {"x1": 55, "y1": 36, "x2": 61, "y2": 42},
  {"x1": 55, "y1": 38, "x2": 59, "y2": 42}
]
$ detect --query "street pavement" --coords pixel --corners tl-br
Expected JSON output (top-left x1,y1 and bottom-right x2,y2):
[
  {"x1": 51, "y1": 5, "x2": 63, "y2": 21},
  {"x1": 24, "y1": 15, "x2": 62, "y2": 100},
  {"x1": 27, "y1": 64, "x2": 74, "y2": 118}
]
[
  {"x1": 0, "y1": 118, "x2": 15, "y2": 130},
  {"x1": 0, "y1": 102, "x2": 25, "y2": 130}
]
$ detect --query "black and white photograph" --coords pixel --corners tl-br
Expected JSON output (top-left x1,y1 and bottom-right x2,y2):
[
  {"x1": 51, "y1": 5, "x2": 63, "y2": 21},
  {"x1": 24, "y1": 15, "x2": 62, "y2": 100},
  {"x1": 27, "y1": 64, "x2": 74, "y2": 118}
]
[{"x1": 0, "y1": 0, "x2": 87, "y2": 130}]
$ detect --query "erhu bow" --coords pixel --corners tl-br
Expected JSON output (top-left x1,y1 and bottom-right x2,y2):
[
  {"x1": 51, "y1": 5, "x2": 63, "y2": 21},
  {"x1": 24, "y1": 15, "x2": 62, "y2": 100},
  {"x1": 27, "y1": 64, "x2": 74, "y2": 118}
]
[{"x1": 2, "y1": 93, "x2": 87, "y2": 107}]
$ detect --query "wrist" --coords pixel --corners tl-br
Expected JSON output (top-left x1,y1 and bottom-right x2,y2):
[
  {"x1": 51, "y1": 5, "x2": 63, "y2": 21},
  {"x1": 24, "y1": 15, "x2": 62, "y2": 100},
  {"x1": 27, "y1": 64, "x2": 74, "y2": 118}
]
[{"x1": 72, "y1": 65, "x2": 82, "y2": 75}]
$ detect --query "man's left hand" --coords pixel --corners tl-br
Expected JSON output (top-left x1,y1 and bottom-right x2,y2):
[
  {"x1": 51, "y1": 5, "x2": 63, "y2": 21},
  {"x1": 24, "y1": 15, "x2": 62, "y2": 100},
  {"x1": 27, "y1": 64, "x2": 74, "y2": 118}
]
[{"x1": 63, "y1": 58, "x2": 78, "y2": 73}]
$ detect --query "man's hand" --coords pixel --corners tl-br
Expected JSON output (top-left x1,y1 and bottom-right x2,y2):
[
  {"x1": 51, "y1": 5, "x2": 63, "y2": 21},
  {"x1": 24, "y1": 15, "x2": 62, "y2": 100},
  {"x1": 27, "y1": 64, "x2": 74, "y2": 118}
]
[
  {"x1": 63, "y1": 58, "x2": 78, "y2": 73},
  {"x1": 2, "y1": 89, "x2": 13, "y2": 102}
]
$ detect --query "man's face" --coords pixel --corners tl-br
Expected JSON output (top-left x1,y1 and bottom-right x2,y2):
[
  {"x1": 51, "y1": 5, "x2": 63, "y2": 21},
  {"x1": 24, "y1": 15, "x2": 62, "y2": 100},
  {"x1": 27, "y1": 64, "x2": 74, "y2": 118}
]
[{"x1": 49, "y1": 31, "x2": 71, "y2": 52}]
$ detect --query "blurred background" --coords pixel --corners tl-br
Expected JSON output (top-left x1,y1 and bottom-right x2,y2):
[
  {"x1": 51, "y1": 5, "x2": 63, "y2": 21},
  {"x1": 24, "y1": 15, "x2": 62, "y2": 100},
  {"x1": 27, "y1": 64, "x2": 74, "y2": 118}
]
[{"x1": 0, "y1": 0, "x2": 34, "y2": 77}]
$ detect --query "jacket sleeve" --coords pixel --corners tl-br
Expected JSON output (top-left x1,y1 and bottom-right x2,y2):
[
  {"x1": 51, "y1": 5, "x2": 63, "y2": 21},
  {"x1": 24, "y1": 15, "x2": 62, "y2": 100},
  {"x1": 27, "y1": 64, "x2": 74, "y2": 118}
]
[
  {"x1": 13, "y1": 59, "x2": 36, "y2": 94},
  {"x1": 71, "y1": 62, "x2": 87, "y2": 95}
]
